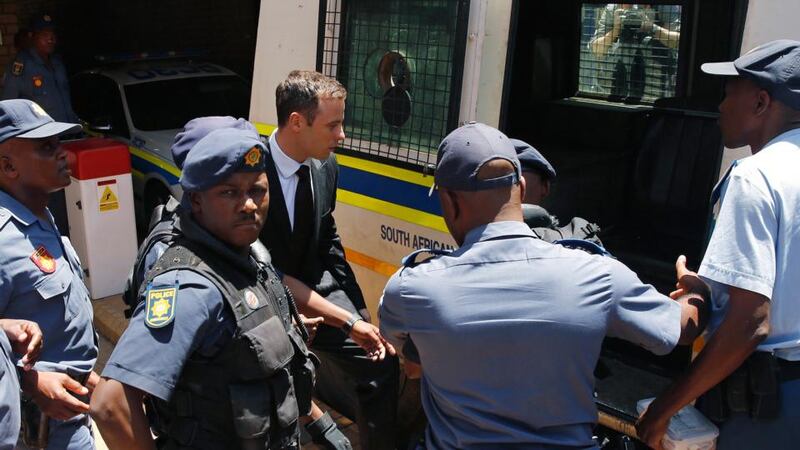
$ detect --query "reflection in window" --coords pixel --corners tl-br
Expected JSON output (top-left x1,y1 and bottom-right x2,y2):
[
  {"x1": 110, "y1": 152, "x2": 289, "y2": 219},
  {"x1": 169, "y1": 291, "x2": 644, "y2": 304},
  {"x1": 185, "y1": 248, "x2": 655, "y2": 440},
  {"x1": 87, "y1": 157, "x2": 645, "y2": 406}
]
[{"x1": 579, "y1": 3, "x2": 682, "y2": 103}]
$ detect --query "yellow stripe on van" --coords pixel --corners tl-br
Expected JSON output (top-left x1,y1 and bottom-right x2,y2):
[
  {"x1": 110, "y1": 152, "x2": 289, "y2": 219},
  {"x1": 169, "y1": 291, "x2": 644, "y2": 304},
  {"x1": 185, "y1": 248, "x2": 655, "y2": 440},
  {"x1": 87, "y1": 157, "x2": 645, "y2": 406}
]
[
  {"x1": 344, "y1": 247, "x2": 399, "y2": 277},
  {"x1": 337, "y1": 189, "x2": 447, "y2": 233},
  {"x1": 129, "y1": 147, "x2": 181, "y2": 178},
  {"x1": 335, "y1": 154, "x2": 433, "y2": 188}
]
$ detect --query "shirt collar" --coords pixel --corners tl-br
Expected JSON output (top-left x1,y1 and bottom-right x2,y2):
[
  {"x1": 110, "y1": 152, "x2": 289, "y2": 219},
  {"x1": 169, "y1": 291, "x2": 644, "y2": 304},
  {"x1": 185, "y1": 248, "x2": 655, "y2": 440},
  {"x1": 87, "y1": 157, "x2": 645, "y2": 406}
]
[
  {"x1": 269, "y1": 130, "x2": 308, "y2": 179},
  {"x1": 0, "y1": 189, "x2": 41, "y2": 227},
  {"x1": 763, "y1": 127, "x2": 800, "y2": 149},
  {"x1": 461, "y1": 220, "x2": 535, "y2": 247}
]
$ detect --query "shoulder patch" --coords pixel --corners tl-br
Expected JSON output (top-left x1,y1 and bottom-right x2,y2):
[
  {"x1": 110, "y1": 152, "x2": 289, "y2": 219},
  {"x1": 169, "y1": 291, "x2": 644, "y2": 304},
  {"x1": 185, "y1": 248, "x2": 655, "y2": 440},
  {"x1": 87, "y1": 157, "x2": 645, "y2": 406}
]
[
  {"x1": 145, "y1": 285, "x2": 178, "y2": 328},
  {"x1": 11, "y1": 61, "x2": 23, "y2": 76},
  {"x1": 401, "y1": 248, "x2": 450, "y2": 268},
  {"x1": 30, "y1": 245, "x2": 56, "y2": 273}
]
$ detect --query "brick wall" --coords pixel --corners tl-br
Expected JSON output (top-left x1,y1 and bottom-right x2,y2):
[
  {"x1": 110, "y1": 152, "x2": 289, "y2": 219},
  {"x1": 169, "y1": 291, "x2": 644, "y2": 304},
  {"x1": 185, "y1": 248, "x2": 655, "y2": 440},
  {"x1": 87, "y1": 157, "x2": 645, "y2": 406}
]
[{"x1": 0, "y1": 0, "x2": 261, "y2": 88}]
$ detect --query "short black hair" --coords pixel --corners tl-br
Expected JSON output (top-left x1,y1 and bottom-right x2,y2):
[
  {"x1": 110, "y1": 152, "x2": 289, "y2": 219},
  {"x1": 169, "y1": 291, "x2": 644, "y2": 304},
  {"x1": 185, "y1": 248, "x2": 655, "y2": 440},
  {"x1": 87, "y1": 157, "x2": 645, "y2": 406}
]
[{"x1": 275, "y1": 70, "x2": 347, "y2": 127}]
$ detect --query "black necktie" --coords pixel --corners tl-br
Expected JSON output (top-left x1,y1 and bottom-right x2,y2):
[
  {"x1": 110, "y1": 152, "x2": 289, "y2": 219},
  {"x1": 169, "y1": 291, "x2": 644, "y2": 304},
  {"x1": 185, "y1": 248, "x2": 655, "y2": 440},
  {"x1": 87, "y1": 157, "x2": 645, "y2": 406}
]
[{"x1": 290, "y1": 165, "x2": 313, "y2": 273}]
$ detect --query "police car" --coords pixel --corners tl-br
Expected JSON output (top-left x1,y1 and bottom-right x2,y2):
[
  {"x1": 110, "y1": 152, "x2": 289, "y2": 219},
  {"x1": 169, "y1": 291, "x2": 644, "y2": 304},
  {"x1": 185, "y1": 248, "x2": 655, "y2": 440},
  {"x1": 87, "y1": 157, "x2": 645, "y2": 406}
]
[{"x1": 70, "y1": 58, "x2": 250, "y2": 228}]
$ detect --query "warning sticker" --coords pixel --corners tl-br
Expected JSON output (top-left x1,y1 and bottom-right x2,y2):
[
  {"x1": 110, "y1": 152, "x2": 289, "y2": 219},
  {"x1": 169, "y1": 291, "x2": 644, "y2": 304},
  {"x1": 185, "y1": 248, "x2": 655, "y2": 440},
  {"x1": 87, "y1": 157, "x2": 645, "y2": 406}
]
[{"x1": 97, "y1": 179, "x2": 119, "y2": 212}]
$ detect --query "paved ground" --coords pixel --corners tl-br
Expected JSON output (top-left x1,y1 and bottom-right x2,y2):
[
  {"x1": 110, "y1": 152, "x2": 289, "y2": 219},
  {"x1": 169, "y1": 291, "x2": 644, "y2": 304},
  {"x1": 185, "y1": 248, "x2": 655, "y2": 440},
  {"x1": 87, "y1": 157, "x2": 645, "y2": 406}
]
[{"x1": 91, "y1": 296, "x2": 361, "y2": 449}]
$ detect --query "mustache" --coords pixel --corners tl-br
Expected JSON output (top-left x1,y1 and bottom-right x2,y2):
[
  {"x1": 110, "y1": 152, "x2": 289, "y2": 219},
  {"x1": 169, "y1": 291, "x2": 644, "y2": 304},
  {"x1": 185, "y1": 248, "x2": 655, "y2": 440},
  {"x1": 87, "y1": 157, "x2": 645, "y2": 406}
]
[{"x1": 237, "y1": 213, "x2": 259, "y2": 223}]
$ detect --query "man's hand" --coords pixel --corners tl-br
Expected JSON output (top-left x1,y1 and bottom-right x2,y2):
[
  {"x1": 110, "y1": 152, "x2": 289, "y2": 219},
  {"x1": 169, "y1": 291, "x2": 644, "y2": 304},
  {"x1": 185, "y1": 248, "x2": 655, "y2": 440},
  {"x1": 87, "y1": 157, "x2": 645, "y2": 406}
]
[
  {"x1": 669, "y1": 255, "x2": 708, "y2": 299},
  {"x1": 350, "y1": 321, "x2": 396, "y2": 362},
  {"x1": 0, "y1": 319, "x2": 43, "y2": 370},
  {"x1": 86, "y1": 371, "x2": 101, "y2": 396},
  {"x1": 299, "y1": 314, "x2": 324, "y2": 343},
  {"x1": 636, "y1": 403, "x2": 670, "y2": 450},
  {"x1": 22, "y1": 370, "x2": 90, "y2": 420}
]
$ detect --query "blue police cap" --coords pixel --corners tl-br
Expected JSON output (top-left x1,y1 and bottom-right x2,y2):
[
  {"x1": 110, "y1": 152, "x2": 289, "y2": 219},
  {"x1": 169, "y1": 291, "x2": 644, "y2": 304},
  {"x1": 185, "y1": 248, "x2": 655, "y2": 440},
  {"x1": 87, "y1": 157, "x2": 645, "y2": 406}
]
[
  {"x1": 509, "y1": 138, "x2": 556, "y2": 180},
  {"x1": 171, "y1": 116, "x2": 258, "y2": 169},
  {"x1": 430, "y1": 122, "x2": 520, "y2": 194},
  {"x1": 30, "y1": 14, "x2": 55, "y2": 32},
  {"x1": 701, "y1": 40, "x2": 800, "y2": 110},
  {"x1": 180, "y1": 128, "x2": 267, "y2": 192},
  {"x1": 0, "y1": 99, "x2": 81, "y2": 144}
]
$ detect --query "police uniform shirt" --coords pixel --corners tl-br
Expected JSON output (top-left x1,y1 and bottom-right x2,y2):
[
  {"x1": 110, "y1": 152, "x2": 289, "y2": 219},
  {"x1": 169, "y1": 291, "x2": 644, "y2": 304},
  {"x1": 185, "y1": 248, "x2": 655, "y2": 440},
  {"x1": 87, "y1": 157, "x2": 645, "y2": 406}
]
[
  {"x1": 0, "y1": 331, "x2": 20, "y2": 450},
  {"x1": 0, "y1": 190, "x2": 97, "y2": 375},
  {"x1": 699, "y1": 128, "x2": 800, "y2": 361},
  {"x1": 103, "y1": 270, "x2": 235, "y2": 401},
  {"x1": 379, "y1": 221, "x2": 681, "y2": 449},
  {"x1": 2, "y1": 49, "x2": 78, "y2": 123}
]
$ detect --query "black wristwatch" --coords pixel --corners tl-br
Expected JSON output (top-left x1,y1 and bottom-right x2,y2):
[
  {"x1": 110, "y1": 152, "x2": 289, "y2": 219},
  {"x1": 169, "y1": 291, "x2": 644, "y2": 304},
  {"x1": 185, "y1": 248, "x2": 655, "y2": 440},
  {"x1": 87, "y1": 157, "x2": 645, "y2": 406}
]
[{"x1": 341, "y1": 313, "x2": 363, "y2": 334}]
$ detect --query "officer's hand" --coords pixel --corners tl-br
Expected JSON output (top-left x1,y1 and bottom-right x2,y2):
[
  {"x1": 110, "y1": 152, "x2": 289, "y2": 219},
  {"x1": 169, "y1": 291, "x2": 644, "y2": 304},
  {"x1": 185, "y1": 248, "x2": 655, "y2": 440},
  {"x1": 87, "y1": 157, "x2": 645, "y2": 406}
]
[
  {"x1": 350, "y1": 321, "x2": 396, "y2": 362},
  {"x1": 22, "y1": 370, "x2": 91, "y2": 420},
  {"x1": 669, "y1": 255, "x2": 704, "y2": 299},
  {"x1": 299, "y1": 314, "x2": 324, "y2": 343},
  {"x1": 635, "y1": 404, "x2": 669, "y2": 450},
  {"x1": 0, "y1": 319, "x2": 43, "y2": 370}
]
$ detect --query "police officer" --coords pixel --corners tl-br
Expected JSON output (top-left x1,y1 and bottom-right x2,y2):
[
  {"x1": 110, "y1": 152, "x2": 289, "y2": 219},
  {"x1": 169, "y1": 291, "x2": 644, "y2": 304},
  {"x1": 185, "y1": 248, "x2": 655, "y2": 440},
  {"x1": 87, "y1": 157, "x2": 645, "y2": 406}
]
[
  {"x1": 3, "y1": 14, "x2": 79, "y2": 239},
  {"x1": 2, "y1": 14, "x2": 78, "y2": 123},
  {"x1": 512, "y1": 138, "x2": 603, "y2": 246},
  {"x1": 0, "y1": 99, "x2": 98, "y2": 449},
  {"x1": 638, "y1": 40, "x2": 800, "y2": 450},
  {"x1": 91, "y1": 127, "x2": 317, "y2": 449},
  {"x1": 124, "y1": 115, "x2": 387, "y2": 449},
  {"x1": 379, "y1": 122, "x2": 709, "y2": 448},
  {"x1": 0, "y1": 319, "x2": 43, "y2": 450}
]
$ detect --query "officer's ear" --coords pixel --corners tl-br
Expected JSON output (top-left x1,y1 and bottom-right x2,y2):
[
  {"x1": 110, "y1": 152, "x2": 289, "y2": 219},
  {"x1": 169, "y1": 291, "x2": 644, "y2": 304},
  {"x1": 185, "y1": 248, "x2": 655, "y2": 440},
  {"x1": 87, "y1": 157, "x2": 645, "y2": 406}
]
[
  {"x1": 188, "y1": 191, "x2": 203, "y2": 215},
  {"x1": 755, "y1": 89, "x2": 771, "y2": 117},
  {"x1": 0, "y1": 145, "x2": 19, "y2": 180},
  {"x1": 518, "y1": 176, "x2": 527, "y2": 204},
  {"x1": 438, "y1": 188, "x2": 460, "y2": 221}
]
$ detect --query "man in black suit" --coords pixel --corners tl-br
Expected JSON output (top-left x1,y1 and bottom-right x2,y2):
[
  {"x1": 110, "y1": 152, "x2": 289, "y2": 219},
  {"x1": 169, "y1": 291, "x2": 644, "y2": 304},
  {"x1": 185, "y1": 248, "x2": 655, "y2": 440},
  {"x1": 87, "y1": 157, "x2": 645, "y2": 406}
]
[{"x1": 259, "y1": 70, "x2": 399, "y2": 450}]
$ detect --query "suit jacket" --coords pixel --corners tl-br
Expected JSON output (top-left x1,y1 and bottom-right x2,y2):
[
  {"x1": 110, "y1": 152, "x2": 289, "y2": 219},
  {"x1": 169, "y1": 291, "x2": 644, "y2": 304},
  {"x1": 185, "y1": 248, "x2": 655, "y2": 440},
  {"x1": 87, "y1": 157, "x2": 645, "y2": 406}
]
[{"x1": 260, "y1": 145, "x2": 366, "y2": 314}]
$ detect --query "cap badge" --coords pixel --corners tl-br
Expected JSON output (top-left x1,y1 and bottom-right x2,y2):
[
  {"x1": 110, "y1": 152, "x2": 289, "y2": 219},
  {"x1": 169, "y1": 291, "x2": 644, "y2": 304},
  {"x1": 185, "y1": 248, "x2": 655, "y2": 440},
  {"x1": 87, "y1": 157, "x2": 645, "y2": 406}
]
[
  {"x1": 244, "y1": 290, "x2": 260, "y2": 309},
  {"x1": 11, "y1": 62, "x2": 23, "y2": 76},
  {"x1": 30, "y1": 102, "x2": 47, "y2": 117},
  {"x1": 244, "y1": 146, "x2": 261, "y2": 167},
  {"x1": 43, "y1": 15, "x2": 52, "y2": 22},
  {"x1": 30, "y1": 245, "x2": 56, "y2": 273}
]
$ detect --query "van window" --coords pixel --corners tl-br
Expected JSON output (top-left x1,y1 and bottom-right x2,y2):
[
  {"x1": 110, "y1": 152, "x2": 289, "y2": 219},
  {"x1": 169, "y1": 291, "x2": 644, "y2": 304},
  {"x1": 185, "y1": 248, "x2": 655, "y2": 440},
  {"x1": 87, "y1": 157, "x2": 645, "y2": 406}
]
[
  {"x1": 578, "y1": 3, "x2": 682, "y2": 103},
  {"x1": 319, "y1": 0, "x2": 470, "y2": 168}
]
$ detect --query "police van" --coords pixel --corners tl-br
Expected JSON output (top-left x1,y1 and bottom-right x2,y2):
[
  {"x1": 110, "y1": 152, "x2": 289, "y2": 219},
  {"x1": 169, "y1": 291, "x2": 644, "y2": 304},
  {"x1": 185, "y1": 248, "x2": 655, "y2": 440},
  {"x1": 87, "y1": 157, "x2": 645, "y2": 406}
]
[
  {"x1": 71, "y1": 58, "x2": 251, "y2": 228},
  {"x1": 248, "y1": 0, "x2": 799, "y2": 445}
]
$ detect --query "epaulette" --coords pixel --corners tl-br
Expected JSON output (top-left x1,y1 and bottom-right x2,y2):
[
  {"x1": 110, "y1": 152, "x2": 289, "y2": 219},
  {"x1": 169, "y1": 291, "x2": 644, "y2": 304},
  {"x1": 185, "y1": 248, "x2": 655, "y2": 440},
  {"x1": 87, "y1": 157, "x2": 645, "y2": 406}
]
[
  {"x1": 11, "y1": 61, "x2": 23, "y2": 76},
  {"x1": 401, "y1": 248, "x2": 450, "y2": 268}
]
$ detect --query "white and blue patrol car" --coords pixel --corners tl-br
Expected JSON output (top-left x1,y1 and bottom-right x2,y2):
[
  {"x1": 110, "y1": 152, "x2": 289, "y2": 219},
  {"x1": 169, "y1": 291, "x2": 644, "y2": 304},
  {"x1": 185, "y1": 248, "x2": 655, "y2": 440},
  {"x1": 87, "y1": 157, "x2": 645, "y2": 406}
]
[{"x1": 70, "y1": 59, "x2": 250, "y2": 227}]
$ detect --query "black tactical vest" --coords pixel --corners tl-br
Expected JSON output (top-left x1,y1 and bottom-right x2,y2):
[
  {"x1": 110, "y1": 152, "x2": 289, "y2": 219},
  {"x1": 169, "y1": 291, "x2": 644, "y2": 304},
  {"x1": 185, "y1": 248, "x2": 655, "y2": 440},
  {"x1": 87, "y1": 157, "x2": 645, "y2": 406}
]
[{"x1": 142, "y1": 216, "x2": 315, "y2": 450}]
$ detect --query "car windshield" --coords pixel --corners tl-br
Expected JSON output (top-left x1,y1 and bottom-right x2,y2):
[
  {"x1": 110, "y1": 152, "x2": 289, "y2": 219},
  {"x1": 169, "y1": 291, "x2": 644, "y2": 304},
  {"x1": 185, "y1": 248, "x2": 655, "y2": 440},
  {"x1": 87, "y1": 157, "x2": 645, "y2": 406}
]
[{"x1": 124, "y1": 75, "x2": 251, "y2": 131}]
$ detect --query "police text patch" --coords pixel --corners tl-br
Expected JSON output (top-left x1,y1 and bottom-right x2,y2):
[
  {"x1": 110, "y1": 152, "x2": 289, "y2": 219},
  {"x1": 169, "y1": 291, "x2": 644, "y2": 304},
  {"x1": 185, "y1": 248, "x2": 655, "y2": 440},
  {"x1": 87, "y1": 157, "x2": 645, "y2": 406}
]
[{"x1": 145, "y1": 287, "x2": 177, "y2": 328}]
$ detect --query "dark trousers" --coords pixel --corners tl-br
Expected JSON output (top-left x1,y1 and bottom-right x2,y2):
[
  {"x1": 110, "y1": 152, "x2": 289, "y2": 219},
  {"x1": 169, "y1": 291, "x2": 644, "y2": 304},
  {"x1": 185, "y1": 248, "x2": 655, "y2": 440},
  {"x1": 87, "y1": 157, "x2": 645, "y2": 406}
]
[{"x1": 312, "y1": 325, "x2": 400, "y2": 450}]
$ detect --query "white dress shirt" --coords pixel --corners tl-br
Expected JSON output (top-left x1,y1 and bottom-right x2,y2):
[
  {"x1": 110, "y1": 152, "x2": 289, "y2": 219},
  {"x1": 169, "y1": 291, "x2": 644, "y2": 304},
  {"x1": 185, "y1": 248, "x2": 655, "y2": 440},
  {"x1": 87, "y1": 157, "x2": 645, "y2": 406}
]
[{"x1": 269, "y1": 130, "x2": 313, "y2": 230}]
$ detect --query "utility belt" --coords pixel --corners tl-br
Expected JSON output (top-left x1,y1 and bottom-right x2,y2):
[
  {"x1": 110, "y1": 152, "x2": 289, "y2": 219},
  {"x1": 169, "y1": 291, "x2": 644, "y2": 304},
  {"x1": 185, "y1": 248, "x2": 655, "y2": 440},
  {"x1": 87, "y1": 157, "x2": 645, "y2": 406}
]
[
  {"x1": 20, "y1": 370, "x2": 90, "y2": 448},
  {"x1": 698, "y1": 351, "x2": 800, "y2": 423}
]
